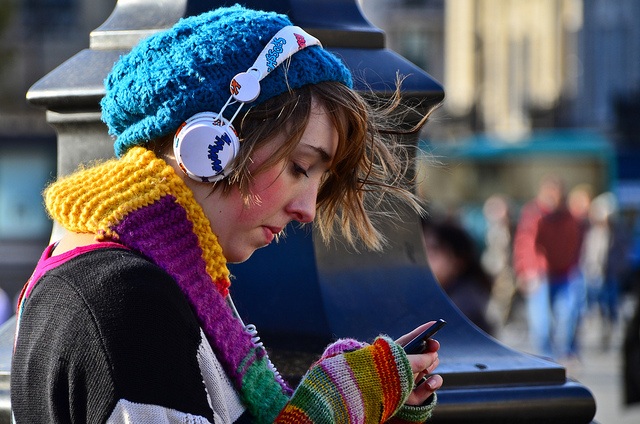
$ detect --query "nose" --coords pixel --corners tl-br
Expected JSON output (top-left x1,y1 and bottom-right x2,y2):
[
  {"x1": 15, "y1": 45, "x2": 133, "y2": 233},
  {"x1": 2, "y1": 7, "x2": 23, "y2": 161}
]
[{"x1": 286, "y1": 184, "x2": 318, "y2": 223}]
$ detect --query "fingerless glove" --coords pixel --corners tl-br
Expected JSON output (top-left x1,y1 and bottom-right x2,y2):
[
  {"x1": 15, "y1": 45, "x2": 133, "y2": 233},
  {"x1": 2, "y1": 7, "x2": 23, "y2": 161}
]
[{"x1": 275, "y1": 337, "x2": 436, "y2": 423}]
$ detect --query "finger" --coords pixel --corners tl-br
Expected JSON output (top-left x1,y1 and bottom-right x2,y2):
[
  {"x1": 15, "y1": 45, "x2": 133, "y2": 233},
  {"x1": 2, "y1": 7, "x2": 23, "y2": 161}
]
[
  {"x1": 406, "y1": 374, "x2": 443, "y2": 406},
  {"x1": 426, "y1": 354, "x2": 440, "y2": 374},
  {"x1": 413, "y1": 354, "x2": 440, "y2": 383},
  {"x1": 396, "y1": 321, "x2": 436, "y2": 346},
  {"x1": 416, "y1": 374, "x2": 443, "y2": 392},
  {"x1": 424, "y1": 338, "x2": 440, "y2": 353},
  {"x1": 407, "y1": 351, "x2": 438, "y2": 375}
]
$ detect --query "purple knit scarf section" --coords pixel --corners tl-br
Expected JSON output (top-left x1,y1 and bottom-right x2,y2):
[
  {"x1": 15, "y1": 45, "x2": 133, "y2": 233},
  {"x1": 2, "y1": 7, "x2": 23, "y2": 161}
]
[{"x1": 111, "y1": 194, "x2": 268, "y2": 391}]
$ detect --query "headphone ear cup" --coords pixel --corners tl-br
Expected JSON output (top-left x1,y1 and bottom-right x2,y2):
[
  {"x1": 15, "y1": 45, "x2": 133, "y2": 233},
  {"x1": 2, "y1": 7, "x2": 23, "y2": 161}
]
[{"x1": 173, "y1": 112, "x2": 240, "y2": 182}]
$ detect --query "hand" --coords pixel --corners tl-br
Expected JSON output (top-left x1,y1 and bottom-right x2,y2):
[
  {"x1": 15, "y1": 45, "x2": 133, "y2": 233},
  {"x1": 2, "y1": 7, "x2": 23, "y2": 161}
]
[{"x1": 396, "y1": 322, "x2": 443, "y2": 405}]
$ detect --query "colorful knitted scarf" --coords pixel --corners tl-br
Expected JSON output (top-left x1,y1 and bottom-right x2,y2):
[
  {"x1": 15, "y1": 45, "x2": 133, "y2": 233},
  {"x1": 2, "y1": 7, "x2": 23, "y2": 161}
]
[
  {"x1": 43, "y1": 146, "x2": 437, "y2": 423},
  {"x1": 44, "y1": 146, "x2": 292, "y2": 423}
]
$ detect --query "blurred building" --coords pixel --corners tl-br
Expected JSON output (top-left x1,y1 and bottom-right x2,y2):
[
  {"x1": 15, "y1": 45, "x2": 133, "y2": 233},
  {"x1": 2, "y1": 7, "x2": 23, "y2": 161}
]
[
  {"x1": 2, "y1": 0, "x2": 640, "y2": 302},
  {"x1": 578, "y1": 0, "x2": 640, "y2": 131},
  {"x1": 0, "y1": 0, "x2": 115, "y2": 304},
  {"x1": 360, "y1": 0, "x2": 640, "y2": 215},
  {"x1": 361, "y1": 0, "x2": 640, "y2": 138}
]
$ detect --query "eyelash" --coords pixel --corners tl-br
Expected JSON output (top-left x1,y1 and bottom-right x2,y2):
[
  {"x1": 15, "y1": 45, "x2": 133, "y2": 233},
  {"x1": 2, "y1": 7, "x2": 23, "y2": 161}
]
[{"x1": 292, "y1": 163, "x2": 309, "y2": 178}]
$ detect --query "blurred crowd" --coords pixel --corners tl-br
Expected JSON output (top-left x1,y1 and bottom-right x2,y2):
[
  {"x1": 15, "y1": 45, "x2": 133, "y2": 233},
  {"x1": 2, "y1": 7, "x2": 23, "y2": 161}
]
[{"x1": 422, "y1": 174, "x2": 640, "y2": 406}]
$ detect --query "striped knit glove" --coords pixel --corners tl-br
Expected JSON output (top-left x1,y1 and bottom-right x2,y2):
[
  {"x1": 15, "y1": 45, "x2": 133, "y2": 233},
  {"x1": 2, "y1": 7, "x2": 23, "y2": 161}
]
[{"x1": 275, "y1": 336, "x2": 436, "y2": 423}]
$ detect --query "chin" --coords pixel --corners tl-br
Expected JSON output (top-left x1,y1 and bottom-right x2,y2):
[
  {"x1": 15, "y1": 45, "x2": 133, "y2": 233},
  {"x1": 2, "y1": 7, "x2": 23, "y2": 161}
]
[
  {"x1": 225, "y1": 248, "x2": 259, "y2": 264},
  {"x1": 226, "y1": 255, "x2": 251, "y2": 265}
]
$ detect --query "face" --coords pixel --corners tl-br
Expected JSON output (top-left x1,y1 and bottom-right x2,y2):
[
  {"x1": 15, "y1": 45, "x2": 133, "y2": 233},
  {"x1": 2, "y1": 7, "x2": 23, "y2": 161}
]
[
  {"x1": 180, "y1": 100, "x2": 339, "y2": 263},
  {"x1": 424, "y1": 235, "x2": 460, "y2": 288},
  {"x1": 538, "y1": 180, "x2": 563, "y2": 211}
]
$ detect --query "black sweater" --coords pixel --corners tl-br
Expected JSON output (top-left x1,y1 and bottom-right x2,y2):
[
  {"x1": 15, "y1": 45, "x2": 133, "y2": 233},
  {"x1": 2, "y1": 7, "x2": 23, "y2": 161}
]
[{"x1": 11, "y1": 247, "x2": 238, "y2": 423}]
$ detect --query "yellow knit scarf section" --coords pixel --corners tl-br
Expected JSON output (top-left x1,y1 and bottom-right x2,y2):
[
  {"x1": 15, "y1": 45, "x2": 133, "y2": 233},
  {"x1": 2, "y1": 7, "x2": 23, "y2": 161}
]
[{"x1": 44, "y1": 146, "x2": 230, "y2": 294}]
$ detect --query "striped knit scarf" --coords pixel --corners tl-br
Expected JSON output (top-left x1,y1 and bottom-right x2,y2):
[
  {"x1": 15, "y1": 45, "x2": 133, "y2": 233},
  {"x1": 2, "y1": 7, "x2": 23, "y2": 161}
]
[{"x1": 44, "y1": 146, "x2": 292, "y2": 423}]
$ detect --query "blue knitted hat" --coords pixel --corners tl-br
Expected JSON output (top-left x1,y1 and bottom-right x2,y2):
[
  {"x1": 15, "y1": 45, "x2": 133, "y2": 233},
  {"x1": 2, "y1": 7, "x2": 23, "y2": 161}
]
[{"x1": 101, "y1": 4, "x2": 353, "y2": 157}]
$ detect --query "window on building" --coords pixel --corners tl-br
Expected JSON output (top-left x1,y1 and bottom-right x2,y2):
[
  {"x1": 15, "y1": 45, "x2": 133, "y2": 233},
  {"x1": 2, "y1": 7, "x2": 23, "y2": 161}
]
[
  {"x1": 0, "y1": 144, "x2": 55, "y2": 240},
  {"x1": 397, "y1": 27, "x2": 430, "y2": 70}
]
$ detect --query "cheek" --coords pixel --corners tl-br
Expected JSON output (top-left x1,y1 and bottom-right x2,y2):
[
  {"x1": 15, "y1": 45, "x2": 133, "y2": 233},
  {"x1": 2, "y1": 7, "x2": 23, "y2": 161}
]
[
  {"x1": 427, "y1": 251, "x2": 454, "y2": 284},
  {"x1": 240, "y1": 167, "x2": 289, "y2": 218}
]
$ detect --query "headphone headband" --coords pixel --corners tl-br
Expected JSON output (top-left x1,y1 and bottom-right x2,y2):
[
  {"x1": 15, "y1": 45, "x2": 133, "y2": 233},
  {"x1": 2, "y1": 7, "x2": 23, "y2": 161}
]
[
  {"x1": 250, "y1": 26, "x2": 321, "y2": 81},
  {"x1": 222, "y1": 26, "x2": 322, "y2": 118},
  {"x1": 174, "y1": 26, "x2": 322, "y2": 183}
]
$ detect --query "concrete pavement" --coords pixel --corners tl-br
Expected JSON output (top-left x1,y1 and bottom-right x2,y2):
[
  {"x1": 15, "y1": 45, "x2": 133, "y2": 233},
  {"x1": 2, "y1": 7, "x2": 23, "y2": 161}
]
[{"x1": 496, "y1": 296, "x2": 640, "y2": 424}]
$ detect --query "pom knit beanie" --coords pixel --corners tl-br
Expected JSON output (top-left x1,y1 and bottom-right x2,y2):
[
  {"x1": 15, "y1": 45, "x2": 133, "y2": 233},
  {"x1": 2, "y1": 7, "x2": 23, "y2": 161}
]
[{"x1": 101, "y1": 4, "x2": 353, "y2": 157}]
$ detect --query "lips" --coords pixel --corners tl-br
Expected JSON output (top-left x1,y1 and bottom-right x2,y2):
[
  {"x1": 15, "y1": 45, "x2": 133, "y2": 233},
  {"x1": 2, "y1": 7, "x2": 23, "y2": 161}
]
[{"x1": 262, "y1": 226, "x2": 283, "y2": 245}]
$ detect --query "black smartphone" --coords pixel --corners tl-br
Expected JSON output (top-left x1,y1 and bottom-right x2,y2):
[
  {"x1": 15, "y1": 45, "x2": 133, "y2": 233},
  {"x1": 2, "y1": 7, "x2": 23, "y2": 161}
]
[{"x1": 403, "y1": 319, "x2": 447, "y2": 354}]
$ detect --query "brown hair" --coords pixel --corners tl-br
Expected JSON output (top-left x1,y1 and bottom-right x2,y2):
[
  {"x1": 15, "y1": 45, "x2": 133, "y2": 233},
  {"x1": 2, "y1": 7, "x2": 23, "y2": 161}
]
[
  {"x1": 233, "y1": 80, "x2": 432, "y2": 251},
  {"x1": 155, "y1": 80, "x2": 434, "y2": 251}
]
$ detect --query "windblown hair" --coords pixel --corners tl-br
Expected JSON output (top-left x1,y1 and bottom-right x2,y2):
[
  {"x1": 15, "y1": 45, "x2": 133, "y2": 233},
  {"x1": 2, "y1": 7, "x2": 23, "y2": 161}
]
[
  {"x1": 152, "y1": 80, "x2": 434, "y2": 251},
  {"x1": 228, "y1": 80, "x2": 434, "y2": 251}
]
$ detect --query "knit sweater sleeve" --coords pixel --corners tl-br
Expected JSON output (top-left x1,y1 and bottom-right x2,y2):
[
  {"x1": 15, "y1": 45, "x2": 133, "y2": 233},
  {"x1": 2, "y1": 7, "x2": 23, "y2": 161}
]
[{"x1": 274, "y1": 337, "x2": 436, "y2": 423}]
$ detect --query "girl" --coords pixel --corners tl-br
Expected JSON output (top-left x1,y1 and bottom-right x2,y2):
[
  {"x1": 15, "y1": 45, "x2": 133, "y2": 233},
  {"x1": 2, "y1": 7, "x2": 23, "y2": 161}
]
[{"x1": 11, "y1": 5, "x2": 442, "y2": 423}]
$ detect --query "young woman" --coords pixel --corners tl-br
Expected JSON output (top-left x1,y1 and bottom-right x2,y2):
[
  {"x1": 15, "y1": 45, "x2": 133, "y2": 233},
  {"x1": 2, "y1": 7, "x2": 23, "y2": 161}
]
[{"x1": 11, "y1": 5, "x2": 443, "y2": 423}]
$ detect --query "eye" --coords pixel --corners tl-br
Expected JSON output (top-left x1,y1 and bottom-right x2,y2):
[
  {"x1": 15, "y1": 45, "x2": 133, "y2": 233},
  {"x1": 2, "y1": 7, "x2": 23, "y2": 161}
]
[{"x1": 292, "y1": 162, "x2": 309, "y2": 178}]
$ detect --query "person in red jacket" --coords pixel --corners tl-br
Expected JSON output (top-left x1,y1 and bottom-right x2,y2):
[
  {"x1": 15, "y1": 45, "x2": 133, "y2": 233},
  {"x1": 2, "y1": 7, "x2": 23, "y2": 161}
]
[{"x1": 513, "y1": 175, "x2": 582, "y2": 361}]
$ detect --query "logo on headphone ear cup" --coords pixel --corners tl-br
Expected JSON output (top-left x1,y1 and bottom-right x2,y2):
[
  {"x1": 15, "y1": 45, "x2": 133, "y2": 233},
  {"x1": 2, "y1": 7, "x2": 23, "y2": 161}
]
[{"x1": 173, "y1": 112, "x2": 240, "y2": 182}]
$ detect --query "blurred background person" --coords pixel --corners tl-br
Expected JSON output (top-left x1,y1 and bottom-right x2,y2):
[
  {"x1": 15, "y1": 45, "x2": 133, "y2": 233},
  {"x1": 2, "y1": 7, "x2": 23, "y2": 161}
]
[
  {"x1": 481, "y1": 193, "x2": 517, "y2": 332},
  {"x1": 423, "y1": 218, "x2": 496, "y2": 336},
  {"x1": 535, "y1": 177, "x2": 583, "y2": 362},
  {"x1": 513, "y1": 175, "x2": 561, "y2": 359},
  {"x1": 582, "y1": 192, "x2": 629, "y2": 350},
  {"x1": 567, "y1": 184, "x2": 594, "y2": 234},
  {"x1": 567, "y1": 183, "x2": 594, "y2": 356},
  {"x1": 513, "y1": 175, "x2": 582, "y2": 362}
]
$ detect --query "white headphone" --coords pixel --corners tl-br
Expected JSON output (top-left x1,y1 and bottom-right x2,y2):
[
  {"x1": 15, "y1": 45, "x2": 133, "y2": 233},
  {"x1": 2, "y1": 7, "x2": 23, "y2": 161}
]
[{"x1": 173, "y1": 26, "x2": 322, "y2": 182}]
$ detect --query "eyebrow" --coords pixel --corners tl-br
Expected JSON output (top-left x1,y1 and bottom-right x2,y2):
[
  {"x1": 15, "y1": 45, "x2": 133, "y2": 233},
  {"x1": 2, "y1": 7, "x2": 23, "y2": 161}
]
[{"x1": 299, "y1": 142, "x2": 333, "y2": 163}]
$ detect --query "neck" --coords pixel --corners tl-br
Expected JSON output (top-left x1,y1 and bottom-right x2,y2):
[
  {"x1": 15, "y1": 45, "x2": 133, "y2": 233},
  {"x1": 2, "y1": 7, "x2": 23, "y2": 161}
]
[{"x1": 51, "y1": 231, "x2": 101, "y2": 257}]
